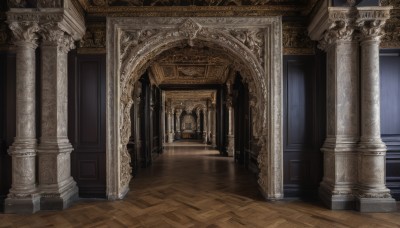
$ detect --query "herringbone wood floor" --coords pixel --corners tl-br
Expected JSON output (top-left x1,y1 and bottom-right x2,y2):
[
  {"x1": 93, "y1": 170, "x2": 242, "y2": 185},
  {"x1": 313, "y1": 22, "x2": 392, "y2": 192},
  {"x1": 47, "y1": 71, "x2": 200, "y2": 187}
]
[{"x1": 1, "y1": 141, "x2": 399, "y2": 227}]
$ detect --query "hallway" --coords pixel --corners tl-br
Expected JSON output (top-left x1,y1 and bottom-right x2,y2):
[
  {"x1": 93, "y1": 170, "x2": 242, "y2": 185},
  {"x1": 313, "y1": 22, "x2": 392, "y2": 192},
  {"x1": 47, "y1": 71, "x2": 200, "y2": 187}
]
[{"x1": 1, "y1": 142, "x2": 400, "y2": 227}]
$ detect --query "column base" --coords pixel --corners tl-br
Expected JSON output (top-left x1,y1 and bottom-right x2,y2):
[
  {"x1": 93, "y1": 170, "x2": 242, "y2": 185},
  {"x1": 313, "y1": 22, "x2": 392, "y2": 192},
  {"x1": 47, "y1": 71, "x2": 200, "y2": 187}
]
[
  {"x1": 356, "y1": 197, "x2": 397, "y2": 212},
  {"x1": 319, "y1": 184, "x2": 355, "y2": 210},
  {"x1": 4, "y1": 194, "x2": 41, "y2": 214},
  {"x1": 40, "y1": 183, "x2": 79, "y2": 210}
]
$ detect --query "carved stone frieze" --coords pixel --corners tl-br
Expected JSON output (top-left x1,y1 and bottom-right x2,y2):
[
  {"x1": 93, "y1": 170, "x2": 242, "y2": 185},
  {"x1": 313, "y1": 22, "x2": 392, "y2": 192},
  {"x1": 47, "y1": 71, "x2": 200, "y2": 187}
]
[
  {"x1": 381, "y1": 18, "x2": 400, "y2": 48},
  {"x1": 78, "y1": 23, "x2": 106, "y2": 52},
  {"x1": 283, "y1": 22, "x2": 314, "y2": 55},
  {"x1": 90, "y1": 0, "x2": 296, "y2": 6},
  {"x1": 8, "y1": 0, "x2": 63, "y2": 8},
  {"x1": 107, "y1": 17, "x2": 282, "y2": 200}
]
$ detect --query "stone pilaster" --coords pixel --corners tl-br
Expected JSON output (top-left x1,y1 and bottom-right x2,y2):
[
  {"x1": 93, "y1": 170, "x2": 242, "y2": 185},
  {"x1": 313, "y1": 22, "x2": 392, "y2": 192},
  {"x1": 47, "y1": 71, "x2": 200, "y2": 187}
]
[
  {"x1": 175, "y1": 108, "x2": 182, "y2": 140},
  {"x1": 202, "y1": 108, "x2": 208, "y2": 144},
  {"x1": 5, "y1": 21, "x2": 41, "y2": 214},
  {"x1": 355, "y1": 6, "x2": 396, "y2": 212},
  {"x1": 37, "y1": 23, "x2": 78, "y2": 210},
  {"x1": 317, "y1": 8, "x2": 360, "y2": 210},
  {"x1": 226, "y1": 84, "x2": 234, "y2": 156}
]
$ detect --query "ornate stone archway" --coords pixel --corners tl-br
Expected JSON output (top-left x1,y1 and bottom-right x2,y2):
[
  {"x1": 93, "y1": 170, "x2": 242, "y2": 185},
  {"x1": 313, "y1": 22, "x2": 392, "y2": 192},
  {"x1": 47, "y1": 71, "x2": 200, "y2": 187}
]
[{"x1": 106, "y1": 17, "x2": 283, "y2": 200}]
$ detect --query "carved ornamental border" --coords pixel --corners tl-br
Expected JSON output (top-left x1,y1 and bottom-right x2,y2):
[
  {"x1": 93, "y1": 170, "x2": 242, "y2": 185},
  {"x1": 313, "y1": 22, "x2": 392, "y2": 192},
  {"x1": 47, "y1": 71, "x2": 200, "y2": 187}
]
[{"x1": 106, "y1": 17, "x2": 283, "y2": 200}]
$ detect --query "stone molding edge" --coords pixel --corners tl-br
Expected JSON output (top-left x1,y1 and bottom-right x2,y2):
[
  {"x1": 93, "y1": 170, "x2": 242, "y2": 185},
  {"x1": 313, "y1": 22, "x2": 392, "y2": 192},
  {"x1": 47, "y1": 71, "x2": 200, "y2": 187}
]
[{"x1": 106, "y1": 16, "x2": 283, "y2": 201}]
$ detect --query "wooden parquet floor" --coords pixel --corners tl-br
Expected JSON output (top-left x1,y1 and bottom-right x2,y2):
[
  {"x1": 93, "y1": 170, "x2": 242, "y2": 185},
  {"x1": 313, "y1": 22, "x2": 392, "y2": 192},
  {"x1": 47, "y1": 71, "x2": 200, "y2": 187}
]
[{"x1": 1, "y1": 141, "x2": 400, "y2": 227}]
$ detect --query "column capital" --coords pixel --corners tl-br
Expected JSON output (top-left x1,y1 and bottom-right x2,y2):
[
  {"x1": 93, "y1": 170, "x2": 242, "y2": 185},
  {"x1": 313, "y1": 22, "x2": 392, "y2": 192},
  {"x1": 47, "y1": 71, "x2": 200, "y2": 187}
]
[
  {"x1": 318, "y1": 8, "x2": 357, "y2": 50},
  {"x1": 356, "y1": 7, "x2": 392, "y2": 43},
  {"x1": 8, "y1": 21, "x2": 40, "y2": 48},
  {"x1": 40, "y1": 23, "x2": 76, "y2": 53}
]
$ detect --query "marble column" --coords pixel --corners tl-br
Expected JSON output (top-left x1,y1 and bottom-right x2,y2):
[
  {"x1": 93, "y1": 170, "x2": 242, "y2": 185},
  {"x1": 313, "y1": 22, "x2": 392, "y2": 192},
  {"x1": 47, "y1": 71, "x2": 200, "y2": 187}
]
[
  {"x1": 211, "y1": 104, "x2": 217, "y2": 148},
  {"x1": 5, "y1": 21, "x2": 41, "y2": 214},
  {"x1": 226, "y1": 84, "x2": 234, "y2": 157},
  {"x1": 356, "y1": 7, "x2": 396, "y2": 212},
  {"x1": 202, "y1": 108, "x2": 208, "y2": 144},
  {"x1": 37, "y1": 24, "x2": 78, "y2": 210},
  {"x1": 175, "y1": 109, "x2": 182, "y2": 140},
  {"x1": 167, "y1": 109, "x2": 174, "y2": 143},
  {"x1": 196, "y1": 109, "x2": 201, "y2": 138}
]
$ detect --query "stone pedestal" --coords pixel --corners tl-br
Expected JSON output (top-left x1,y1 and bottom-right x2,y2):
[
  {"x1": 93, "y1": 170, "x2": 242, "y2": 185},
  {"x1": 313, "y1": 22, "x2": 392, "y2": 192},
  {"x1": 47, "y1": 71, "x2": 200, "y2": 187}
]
[
  {"x1": 5, "y1": 21, "x2": 41, "y2": 214},
  {"x1": 37, "y1": 24, "x2": 78, "y2": 210},
  {"x1": 355, "y1": 7, "x2": 396, "y2": 212}
]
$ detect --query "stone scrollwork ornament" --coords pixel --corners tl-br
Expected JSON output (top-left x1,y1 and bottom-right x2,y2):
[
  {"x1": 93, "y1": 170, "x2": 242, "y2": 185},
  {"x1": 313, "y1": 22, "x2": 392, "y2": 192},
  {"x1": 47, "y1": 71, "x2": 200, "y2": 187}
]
[
  {"x1": 8, "y1": 21, "x2": 40, "y2": 47},
  {"x1": 318, "y1": 20, "x2": 355, "y2": 50},
  {"x1": 40, "y1": 23, "x2": 76, "y2": 53}
]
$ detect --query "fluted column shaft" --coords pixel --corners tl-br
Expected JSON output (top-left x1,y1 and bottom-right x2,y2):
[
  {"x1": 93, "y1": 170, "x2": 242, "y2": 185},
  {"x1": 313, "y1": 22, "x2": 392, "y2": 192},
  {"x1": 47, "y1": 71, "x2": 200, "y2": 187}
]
[
  {"x1": 5, "y1": 21, "x2": 41, "y2": 214},
  {"x1": 37, "y1": 24, "x2": 78, "y2": 210}
]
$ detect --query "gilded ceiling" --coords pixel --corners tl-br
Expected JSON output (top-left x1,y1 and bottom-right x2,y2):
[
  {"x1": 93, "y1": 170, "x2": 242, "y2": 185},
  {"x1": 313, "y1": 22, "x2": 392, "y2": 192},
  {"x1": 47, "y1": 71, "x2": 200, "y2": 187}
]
[{"x1": 150, "y1": 47, "x2": 232, "y2": 85}]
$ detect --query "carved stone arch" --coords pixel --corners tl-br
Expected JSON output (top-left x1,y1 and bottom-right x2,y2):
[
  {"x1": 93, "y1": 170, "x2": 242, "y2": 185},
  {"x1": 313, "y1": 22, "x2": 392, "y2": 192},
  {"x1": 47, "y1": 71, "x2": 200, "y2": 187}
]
[{"x1": 106, "y1": 17, "x2": 283, "y2": 201}]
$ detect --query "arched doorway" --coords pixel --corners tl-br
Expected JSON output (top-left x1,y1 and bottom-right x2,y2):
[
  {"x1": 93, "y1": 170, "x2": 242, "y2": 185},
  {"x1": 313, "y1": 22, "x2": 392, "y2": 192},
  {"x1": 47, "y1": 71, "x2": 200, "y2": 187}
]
[{"x1": 106, "y1": 17, "x2": 283, "y2": 200}]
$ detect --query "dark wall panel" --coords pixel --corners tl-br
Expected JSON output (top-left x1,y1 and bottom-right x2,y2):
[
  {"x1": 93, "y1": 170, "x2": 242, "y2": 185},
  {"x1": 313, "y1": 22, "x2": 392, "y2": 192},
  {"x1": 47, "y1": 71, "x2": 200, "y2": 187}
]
[
  {"x1": 380, "y1": 51, "x2": 400, "y2": 200},
  {"x1": 68, "y1": 52, "x2": 106, "y2": 198},
  {"x1": 283, "y1": 54, "x2": 325, "y2": 199},
  {"x1": 0, "y1": 52, "x2": 16, "y2": 208}
]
